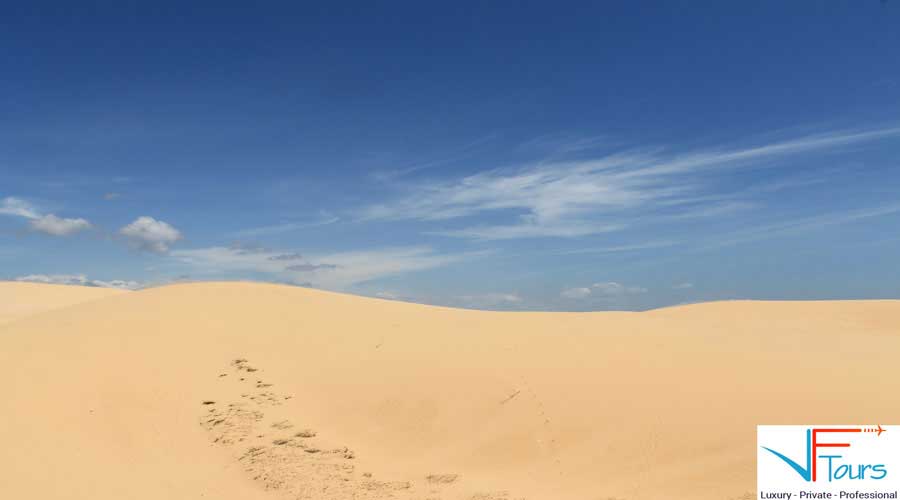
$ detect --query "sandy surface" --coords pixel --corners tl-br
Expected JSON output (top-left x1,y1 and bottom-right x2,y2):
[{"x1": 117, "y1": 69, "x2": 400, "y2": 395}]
[
  {"x1": 0, "y1": 281, "x2": 127, "y2": 326},
  {"x1": 1, "y1": 281, "x2": 898, "y2": 500}
]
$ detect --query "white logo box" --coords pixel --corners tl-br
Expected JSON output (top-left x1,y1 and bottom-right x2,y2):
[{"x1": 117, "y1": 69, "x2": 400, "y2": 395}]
[{"x1": 758, "y1": 425, "x2": 899, "y2": 499}]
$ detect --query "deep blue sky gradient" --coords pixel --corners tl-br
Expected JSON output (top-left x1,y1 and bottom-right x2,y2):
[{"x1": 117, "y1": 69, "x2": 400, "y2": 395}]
[{"x1": 2, "y1": 2, "x2": 899, "y2": 309}]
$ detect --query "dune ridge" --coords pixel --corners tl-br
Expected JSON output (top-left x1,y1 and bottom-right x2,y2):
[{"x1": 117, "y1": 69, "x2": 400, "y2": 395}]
[
  {"x1": 0, "y1": 281, "x2": 127, "y2": 326},
  {"x1": 1, "y1": 281, "x2": 898, "y2": 500}
]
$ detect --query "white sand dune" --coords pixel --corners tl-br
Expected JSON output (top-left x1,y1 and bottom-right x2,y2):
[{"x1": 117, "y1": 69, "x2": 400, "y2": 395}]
[
  {"x1": 0, "y1": 281, "x2": 127, "y2": 326},
  {"x1": 1, "y1": 281, "x2": 898, "y2": 500}
]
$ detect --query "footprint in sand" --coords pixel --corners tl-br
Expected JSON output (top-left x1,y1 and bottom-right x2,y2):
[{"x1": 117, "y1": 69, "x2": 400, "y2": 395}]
[
  {"x1": 426, "y1": 474, "x2": 459, "y2": 485},
  {"x1": 202, "y1": 358, "x2": 526, "y2": 500},
  {"x1": 202, "y1": 359, "x2": 459, "y2": 499},
  {"x1": 271, "y1": 420, "x2": 293, "y2": 430}
]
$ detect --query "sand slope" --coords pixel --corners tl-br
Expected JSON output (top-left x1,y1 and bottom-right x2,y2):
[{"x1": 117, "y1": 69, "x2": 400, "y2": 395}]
[
  {"x1": 0, "y1": 281, "x2": 127, "y2": 326},
  {"x1": 1, "y1": 282, "x2": 898, "y2": 500}
]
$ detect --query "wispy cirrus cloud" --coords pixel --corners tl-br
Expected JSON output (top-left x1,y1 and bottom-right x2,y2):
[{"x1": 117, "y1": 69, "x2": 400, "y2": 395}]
[
  {"x1": 359, "y1": 127, "x2": 900, "y2": 240},
  {"x1": 432, "y1": 221, "x2": 623, "y2": 240},
  {"x1": 558, "y1": 240, "x2": 678, "y2": 255},
  {"x1": 231, "y1": 214, "x2": 340, "y2": 238},
  {"x1": 701, "y1": 202, "x2": 900, "y2": 250},
  {"x1": 371, "y1": 133, "x2": 499, "y2": 181},
  {"x1": 170, "y1": 245, "x2": 484, "y2": 290},
  {"x1": 515, "y1": 133, "x2": 612, "y2": 156}
]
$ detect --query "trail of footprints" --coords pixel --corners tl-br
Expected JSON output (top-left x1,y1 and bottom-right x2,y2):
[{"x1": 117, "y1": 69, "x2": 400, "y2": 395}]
[{"x1": 201, "y1": 358, "x2": 519, "y2": 500}]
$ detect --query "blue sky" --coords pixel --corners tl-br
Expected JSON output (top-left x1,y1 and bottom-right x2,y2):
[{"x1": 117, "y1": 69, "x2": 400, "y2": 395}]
[{"x1": 2, "y1": 1, "x2": 900, "y2": 310}]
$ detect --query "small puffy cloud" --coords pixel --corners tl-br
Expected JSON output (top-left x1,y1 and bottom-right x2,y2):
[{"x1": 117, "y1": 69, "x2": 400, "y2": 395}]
[
  {"x1": 673, "y1": 282, "x2": 694, "y2": 289},
  {"x1": 0, "y1": 197, "x2": 40, "y2": 219},
  {"x1": 15, "y1": 274, "x2": 141, "y2": 290},
  {"x1": 562, "y1": 282, "x2": 647, "y2": 299},
  {"x1": 561, "y1": 287, "x2": 592, "y2": 299},
  {"x1": 29, "y1": 214, "x2": 92, "y2": 236},
  {"x1": 2, "y1": 197, "x2": 93, "y2": 237},
  {"x1": 120, "y1": 216, "x2": 182, "y2": 253}
]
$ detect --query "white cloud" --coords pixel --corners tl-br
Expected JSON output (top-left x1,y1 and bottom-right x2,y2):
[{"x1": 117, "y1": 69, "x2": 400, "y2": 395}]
[
  {"x1": 432, "y1": 221, "x2": 622, "y2": 241},
  {"x1": 561, "y1": 287, "x2": 592, "y2": 299},
  {"x1": 170, "y1": 245, "x2": 481, "y2": 290},
  {"x1": 29, "y1": 214, "x2": 92, "y2": 236},
  {"x1": 673, "y1": 282, "x2": 694, "y2": 289},
  {"x1": 1, "y1": 197, "x2": 93, "y2": 237},
  {"x1": 703, "y1": 202, "x2": 900, "y2": 249},
  {"x1": 15, "y1": 274, "x2": 141, "y2": 290},
  {"x1": 516, "y1": 134, "x2": 611, "y2": 155},
  {"x1": 558, "y1": 240, "x2": 678, "y2": 255},
  {"x1": 562, "y1": 282, "x2": 647, "y2": 299},
  {"x1": 360, "y1": 127, "x2": 900, "y2": 240},
  {"x1": 371, "y1": 133, "x2": 498, "y2": 181},
  {"x1": 592, "y1": 282, "x2": 648, "y2": 295},
  {"x1": 0, "y1": 197, "x2": 40, "y2": 219},
  {"x1": 120, "y1": 216, "x2": 182, "y2": 253}
]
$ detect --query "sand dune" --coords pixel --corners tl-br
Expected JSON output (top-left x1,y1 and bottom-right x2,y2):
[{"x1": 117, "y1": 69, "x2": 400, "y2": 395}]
[
  {"x1": 1, "y1": 282, "x2": 898, "y2": 500},
  {"x1": 0, "y1": 281, "x2": 127, "y2": 326}
]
